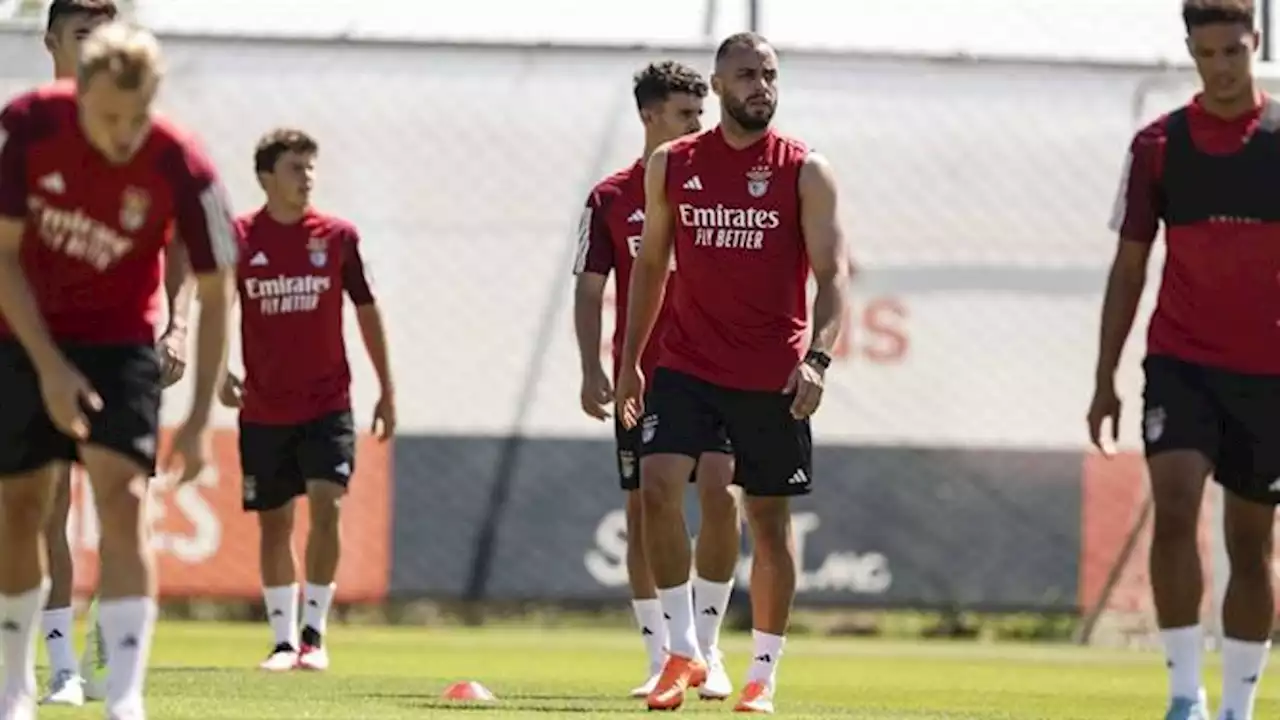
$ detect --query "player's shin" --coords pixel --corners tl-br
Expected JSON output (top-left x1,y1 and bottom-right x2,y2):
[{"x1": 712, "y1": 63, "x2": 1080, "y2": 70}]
[
  {"x1": 693, "y1": 468, "x2": 739, "y2": 661},
  {"x1": 0, "y1": 471, "x2": 56, "y2": 710},
  {"x1": 43, "y1": 471, "x2": 79, "y2": 677},
  {"x1": 302, "y1": 482, "x2": 342, "y2": 643},
  {"x1": 84, "y1": 451, "x2": 157, "y2": 718},
  {"x1": 743, "y1": 498, "x2": 796, "y2": 689},
  {"x1": 641, "y1": 456, "x2": 699, "y2": 660},
  {"x1": 1219, "y1": 497, "x2": 1276, "y2": 719},
  {"x1": 624, "y1": 493, "x2": 667, "y2": 673}
]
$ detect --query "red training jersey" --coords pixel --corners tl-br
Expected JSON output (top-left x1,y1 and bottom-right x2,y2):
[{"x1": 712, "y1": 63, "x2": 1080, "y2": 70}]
[
  {"x1": 235, "y1": 208, "x2": 375, "y2": 425},
  {"x1": 0, "y1": 81, "x2": 236, "y2": 344},
  {"x1": 660, "y1": 127, "x2": 810, "y2": 391},
  {"x1": 573, "y1": 159, "x2": 675, "y2": 382},
  {"x1": 1111, "y1": 95, "x2": 1280, "y2": 374}
]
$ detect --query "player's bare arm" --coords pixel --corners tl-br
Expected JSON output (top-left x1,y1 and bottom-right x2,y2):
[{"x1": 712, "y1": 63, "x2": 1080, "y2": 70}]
[
  {"x1": 616, "y1": 145, "x2": 675, "y2": 428},
  {"x1": 573, "y1": 189, "x2": 616, "y2": 421},
  {"x1": 788, "y1": 152, "x2": 850, "y2": 419},
  {"x1": 159, "y1": 236, "x2": 196, "y2": 387},
  {"x1": 0, "y1": 100, "x2": 102, "y2": 438},
  {"x1": 1088, "y1": 131, "x2": 1159, "y2": 454},
  {"x1": 344, "y1": 234, "x2": 396, "y2": 440},
  {"x1": 574, "y1": 271, "x2": 612, "y2": 420},
  {"x1": 164, "y1": 147, "x2": 238, "y2": 482}
]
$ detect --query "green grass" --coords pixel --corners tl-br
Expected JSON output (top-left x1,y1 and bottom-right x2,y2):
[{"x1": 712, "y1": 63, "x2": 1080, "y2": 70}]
[{"x1": 31, "y1": 621, "x2": 1280, "y2": 718}]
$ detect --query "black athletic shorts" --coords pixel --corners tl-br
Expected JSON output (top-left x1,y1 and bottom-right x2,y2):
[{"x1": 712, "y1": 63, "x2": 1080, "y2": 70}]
[
  {"x1": 238, "y1": 410, "x2": 356, "y2": 512},
  {"x1": 0, "y1": 341, "x2": 161, "y2": 476},
  {"x1": 615, "y1": 394, "x2": 731, "y2": 491},
  {"x1": 1143, "y1": 354, "x2": 1280, "y2": 505},
  {"x1": 640, "y1": 367, "x2": 812, "y2": 497}
]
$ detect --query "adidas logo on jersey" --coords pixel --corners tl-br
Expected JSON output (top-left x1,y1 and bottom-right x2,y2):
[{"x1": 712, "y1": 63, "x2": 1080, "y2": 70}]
[
  {"x1": 249, "y1": 251, "x2": 269, "y2": 267},
  {"x1": 627, "y1": 209, "x2": 645, "y2": 223},
  {"x1": 682, "y1": 176, "x2": 703, "y2": 191}
]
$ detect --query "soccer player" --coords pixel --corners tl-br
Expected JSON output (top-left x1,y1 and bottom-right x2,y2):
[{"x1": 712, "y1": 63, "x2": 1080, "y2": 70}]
[
  {"x1": 219, "y1": 129, "x2": 395, "y2": 673},
  {"x1": 573, "y1": 61, "x2": 740, "y2": 700},
  {"x1": 616, "y1": 32, "x2": 850, "y2": 713},
  {"x1": 1090, "y1": 2, "x2": 1280, "y2": 719},
  {"x1": 33, "y1": 1, "x2": 199, "y2": 707},
  {"x1": 0, "y1": 22, "x2": 236, "y2": 720}
]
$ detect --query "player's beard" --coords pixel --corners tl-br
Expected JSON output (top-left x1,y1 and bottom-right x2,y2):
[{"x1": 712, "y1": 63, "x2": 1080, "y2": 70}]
[{"x1": 725, "y1": 97, "x2": 775, "y2": 132}]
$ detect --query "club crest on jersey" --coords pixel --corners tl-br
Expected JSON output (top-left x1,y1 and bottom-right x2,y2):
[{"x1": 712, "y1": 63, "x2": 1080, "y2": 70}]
[
  {"x1": 746, "y1": 165, "x2": 772, "y2": 198},
  {"x1": 307, "y1": 236, "x2": 328, "y2": 267},
  {"x1": 119, "y1": 187, "x2": 149, "y2": 232}
]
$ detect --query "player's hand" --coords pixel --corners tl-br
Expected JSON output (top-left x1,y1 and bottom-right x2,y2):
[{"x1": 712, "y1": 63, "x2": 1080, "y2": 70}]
[
  {"x1": 372, "y1": 393, "x2": 397, "y2": 441},
  {"x1": 38, "y1": 358, "x2": 103, "y2": 441},
  {"x1": 156, "y1": 327, "x2": 188, "y2": 388},
  {"x1": 165, "y1": 417, "x2": 211, "y2": 484},
  {"x1": 580, "y1": 366, "x2": 613, "y2": 421},
  {"x1": 1087, "y1": 383, "x2": 1122, "y2": 457},
  {"x1": 218, "y1": 373, "x2": 244, "y2": 408},
  {"x1": 783, "y1": 360, "x2": 825, "y2": 419},
  {"x1": 614, "y1": 364, "x2": 645, "y2": 430}
]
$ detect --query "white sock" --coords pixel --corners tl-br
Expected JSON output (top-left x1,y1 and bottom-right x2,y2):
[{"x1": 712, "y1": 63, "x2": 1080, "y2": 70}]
[
  {"x1": 1220, "y1": 637, "x2": 1270, "y2": 719},
  {"x1": 692, "y1": 576, "x2": 734, "y2": 659},
  {"x1": 1160, "y1": 625, "x2": 1204, "y2": 700},
  {"x1": 302, "y1": 583, "x2": 335, "y2": 637},
  {"x1": 746, "y1": 630, "x2": 786, "y2": 686},
  {"x1": 656, "y1": 583, "x2": 700, "y2": 660},
  {"x1": 632, "y1": 599, "x2": 668, "y2": 673},
  {"x1": 98, "y1": 597, "x2": 157, "y2": 719},
  {"x1": 262, "y1": 585, "x2": 299, "y2": 648},
  {"x1": 0, "y1": 579, "x2": 50, "y2": 708},
  {"x1": 42, "y1": 606, "x2": 78, "y2": 674}
]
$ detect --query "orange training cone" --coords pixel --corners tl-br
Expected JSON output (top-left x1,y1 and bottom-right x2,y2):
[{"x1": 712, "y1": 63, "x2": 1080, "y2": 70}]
[{"x1": 441, "y1": 680, "x2": 497, "y2": 702}]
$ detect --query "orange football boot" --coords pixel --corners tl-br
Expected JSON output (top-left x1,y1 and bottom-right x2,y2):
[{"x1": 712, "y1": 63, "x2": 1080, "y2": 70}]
[
  {"x1": 733, "y1": 681, "x2": 775, "y2": 713},
  {"x1": 645, "y1": 654, "x2": 708, "y2": 711}
]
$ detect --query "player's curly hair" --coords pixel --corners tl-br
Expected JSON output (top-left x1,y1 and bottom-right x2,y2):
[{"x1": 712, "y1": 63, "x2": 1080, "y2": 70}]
[
  {"x1": 1183, "y1": 0, "x2": 1255, "y2": 30},
  {"x1": 254, "y1": 128, "x2": 319, "y2": 174},
  {"x1": 632, "y1": 61, "x2": 708, "y2": 112},
  {"x1": 47, "y1": 0, "x2": 118, "y2": 32}
]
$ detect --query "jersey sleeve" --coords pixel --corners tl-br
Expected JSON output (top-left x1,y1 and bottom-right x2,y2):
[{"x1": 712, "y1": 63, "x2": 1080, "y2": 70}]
[
  {"x1": 340, "y1": 227, "x2": 375, "y2": 306},
  {"x1": 0, "y1": 96, "x2": 33, "y2": 220},
  {"x1": 571, "y1": 188, "x2": 614, "y2": 276},
  {"x1": 1107, "y1": 123, "x2": 1165, "y2": 243},
  {"x1": 164, "y1": 135, "x2": 239, "y2": 272}
]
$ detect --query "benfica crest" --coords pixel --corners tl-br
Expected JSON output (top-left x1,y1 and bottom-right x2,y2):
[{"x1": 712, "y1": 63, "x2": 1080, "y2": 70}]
[
  {"x1": 307, "y1": 236, "x2": 328, "y2": 267},
  {"x1": 746, "y1": 165, "x2": 772, "y2": 198},
  {"x1": 119, "y1": 186, "x2": 150, "y2": 232}
]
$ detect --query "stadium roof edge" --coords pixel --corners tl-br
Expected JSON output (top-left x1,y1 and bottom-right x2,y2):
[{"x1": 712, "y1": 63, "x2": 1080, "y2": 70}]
[{"x1": 0, "y1": 23, "x2": 1219, "y2": 74}]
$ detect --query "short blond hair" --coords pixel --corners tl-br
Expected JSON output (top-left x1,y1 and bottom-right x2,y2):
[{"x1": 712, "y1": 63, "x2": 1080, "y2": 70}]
[{"x1": 77, "y1": 22, "x2": 164, "y2": 90}]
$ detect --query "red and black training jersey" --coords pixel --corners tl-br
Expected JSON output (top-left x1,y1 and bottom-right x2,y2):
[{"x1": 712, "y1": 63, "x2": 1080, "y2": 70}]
[
  {"x1": 0, "y1": 81, "x2": 236, "y2": 344},
  {"x1": 1111, "y1": 95, "x2": 1280, "y2": 374},
  {"x1": 235, "y1": 208, "x2": 375, "y2": 425},
  {"x1": 661, "y1": 127, "x2": 811, "y2": 392}
]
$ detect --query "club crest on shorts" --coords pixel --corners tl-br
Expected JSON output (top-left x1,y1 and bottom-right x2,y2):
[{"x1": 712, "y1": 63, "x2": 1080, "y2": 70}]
[
  {"x1": 618, "y1": 450, "x2": 636, "y2": 480},
  {"x1": 307, "y1": 235, "x2": 328, "y2": 267},
  {"x1": 119, "y1": 186, "x2": 150, "y2": 232},
  {"x1": 746, "y1": 165, "x2": 772, "y2": 198},
  {"x1": 641, "y1": 415, "x2": 658, "y2": 445},
  {"x1": 242, "y1": 475, "x2": 257, "y2": 503},
  {"x1": 1144, "y1": 406, "x2": 1166, "y2": 443}
]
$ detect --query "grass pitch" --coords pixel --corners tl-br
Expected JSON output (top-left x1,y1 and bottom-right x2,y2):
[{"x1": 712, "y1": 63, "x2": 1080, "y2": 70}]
[{"x1": 31, "y1": 620, "x2": 1280, "y2": 718}]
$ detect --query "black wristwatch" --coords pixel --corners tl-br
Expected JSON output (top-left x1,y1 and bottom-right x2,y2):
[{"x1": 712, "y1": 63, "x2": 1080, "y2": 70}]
[{"x1": 803, "y1": 349, "x2": 832, "y2": 371}]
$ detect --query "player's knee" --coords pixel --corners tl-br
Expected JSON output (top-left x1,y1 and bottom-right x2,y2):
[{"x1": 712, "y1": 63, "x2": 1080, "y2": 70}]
[
  {"x1": 697, "y1": 482, "x2": 739, "y2": 529},
  {"x1": 639, "y1": 456, "x2": 691, "y2": 507},
  {"x1": 1225, "y1": 501, "x2": 1276, "y2": 574},
  {"x1": 625, "y1": 491, "x2": 645, "y2": 533},
  {"x1": 306, "y1": 482, "x2": 344, "y2": 533},
  {"x1": 1, "y1": 471, "x2": 58, "y2": 537},
  {"x1": 744, "y1": 499, "x2": 791, "y2": 556},
  {"x1": 258, "y1": 505, "x2": 295, "y2": 545}
]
